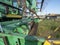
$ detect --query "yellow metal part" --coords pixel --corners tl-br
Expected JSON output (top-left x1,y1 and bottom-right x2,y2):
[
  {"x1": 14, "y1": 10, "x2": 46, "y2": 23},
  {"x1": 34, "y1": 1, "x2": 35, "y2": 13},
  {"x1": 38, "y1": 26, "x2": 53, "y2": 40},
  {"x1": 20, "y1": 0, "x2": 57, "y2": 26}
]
[
  {"x1": 44, "y1": 40, "x2": 60, "y2": 45},
  {"x1": 54, "y1": 26, "x2": 60, "y2": 32},
  {"x1": 48, "y1": 35, "x2": 51, "y2": 39},
  {"x1": 44, "y1": 40, "x2": 51, "y2": 45},
  {"x1": 6, "y1": 14, "x2": 22, "y2": 18},
  {"x1": 53, "y1": 40, "x2": 60, "y2": 44}
]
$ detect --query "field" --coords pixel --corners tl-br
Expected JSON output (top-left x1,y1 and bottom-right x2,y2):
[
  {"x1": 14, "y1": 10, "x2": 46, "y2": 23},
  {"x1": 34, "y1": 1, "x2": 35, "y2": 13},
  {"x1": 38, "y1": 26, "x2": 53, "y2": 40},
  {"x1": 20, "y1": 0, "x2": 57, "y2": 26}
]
[{"x1": 36, "y1": 19, "x2": 60, "y2": 39}]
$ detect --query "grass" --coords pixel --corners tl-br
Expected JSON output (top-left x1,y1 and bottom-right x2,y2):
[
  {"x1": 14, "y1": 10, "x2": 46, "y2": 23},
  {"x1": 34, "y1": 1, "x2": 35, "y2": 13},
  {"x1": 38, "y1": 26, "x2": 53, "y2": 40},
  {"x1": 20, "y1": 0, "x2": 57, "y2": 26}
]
[{"x1": 36, "y1": 19, "x2": 60, "y2": 39}]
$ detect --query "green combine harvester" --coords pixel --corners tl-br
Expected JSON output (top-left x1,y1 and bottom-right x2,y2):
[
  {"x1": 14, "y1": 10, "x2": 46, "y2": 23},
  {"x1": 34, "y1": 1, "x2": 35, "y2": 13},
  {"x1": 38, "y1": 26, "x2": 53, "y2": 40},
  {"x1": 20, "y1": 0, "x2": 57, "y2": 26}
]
[{"x1": 0, "y1": 0, "x2": 45, "y2": 45}]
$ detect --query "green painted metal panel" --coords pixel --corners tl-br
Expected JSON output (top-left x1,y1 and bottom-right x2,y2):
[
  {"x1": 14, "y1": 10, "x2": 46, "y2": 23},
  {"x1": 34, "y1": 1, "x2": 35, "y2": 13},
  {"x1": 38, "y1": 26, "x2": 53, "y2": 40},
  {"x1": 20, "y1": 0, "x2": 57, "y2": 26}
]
[
  {"x1": 38, "y1": 38, "x2": 45, "y2": 45},
  {"x1": 34, "y1": 18, "x2": 40, "y2": 23},
  {"x1": 0, "y1": 33, "x2": 45, "y2": 45},
  {"x1": 14, "y1": 25, "x2": 29, "y2": 35},
  {"x1": 26, "y1": 0, "x2": 37, "y2": 11},
  {"x1": 25, "y1": 37, "x2": 38, "y2": 45},
  {"x1": 9, "y1": 7, "x2": 18, "y2": 15},
  {"x1": 31, "y1": 0, "x2": 36, "y2": 9},
  {"x1": 21, "y1": 25, "x2": 29, "y2": 35},
  {"x1": 4, "y1": 0, "x2": 13, "y2": 6},
  {"x1": 0, "y1": 12, "x2": 5, "y2": 18},
  {"x1": 0, "y1": 0, "x2": 12, "y2": 5},
  {"x1": 14, "y1": 27, "x2": 24, "y2": 34},
  {"x1": 20, "y1": 38, "x2": 25, "y2": 45},
  {"x1": 0, "y1": 12, "x2": 2, "y2": 17},
  {"x1": 0, "y1": 38, "x2": 5, "y2": 45},
  {"x1": 7, "y1": 36, "x2": 20, "y2": 45},
  {"x1": 25, "y1": 36, "x2": 45, "y2": 45},
  {"x1": 26, "y1": 1, "x2": 29, "y2": 8},
  {"x1": 0, "y1": 33, "x2": 25, "y2": 45},
  {"x1": 25, "y1": 40, "x2": 38, "y2": 45},
  {"x1": 0, "y1": 0, "x2": 4, "y2": 2},
  {"x1": 0, "y1": 4, "x2": 6, "y2": 14},
  {"x1": 38, "y1": 41, "x2": 43, "y2": 45}
]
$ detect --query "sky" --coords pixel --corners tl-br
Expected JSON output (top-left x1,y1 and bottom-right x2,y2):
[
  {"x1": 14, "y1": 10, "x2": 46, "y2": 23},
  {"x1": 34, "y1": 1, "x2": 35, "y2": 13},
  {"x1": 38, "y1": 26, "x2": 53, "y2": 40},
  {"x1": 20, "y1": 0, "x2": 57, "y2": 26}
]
[
  {"x1": 14, "y1": 0, "x2": 60, "y2": 15},
  {"x1": 37, "y1": 0, "x2": 60, "y2": 15}
]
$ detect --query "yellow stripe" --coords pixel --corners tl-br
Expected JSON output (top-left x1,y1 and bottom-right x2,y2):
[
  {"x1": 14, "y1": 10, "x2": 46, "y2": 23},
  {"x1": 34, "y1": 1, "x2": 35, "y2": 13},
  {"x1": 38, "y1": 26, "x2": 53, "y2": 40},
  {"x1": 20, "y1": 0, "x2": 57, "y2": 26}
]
[{"x1": 6, "y1": 14, "x2": 22, "y2": 18}]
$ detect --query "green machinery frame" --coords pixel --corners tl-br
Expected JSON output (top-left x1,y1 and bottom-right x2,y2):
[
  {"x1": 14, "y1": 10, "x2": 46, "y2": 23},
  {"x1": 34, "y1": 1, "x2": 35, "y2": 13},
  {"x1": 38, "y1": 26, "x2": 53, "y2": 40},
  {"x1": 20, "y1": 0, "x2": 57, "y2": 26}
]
[{"x1": 0, "y1": 0, "x2": 45, "y2": 45}]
